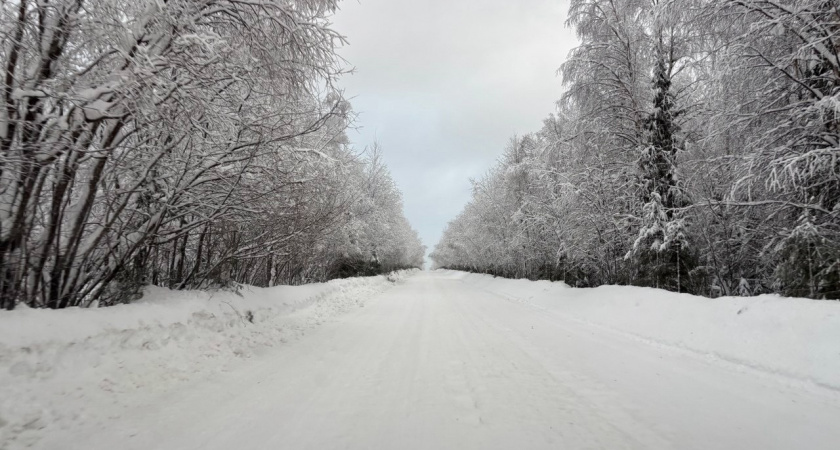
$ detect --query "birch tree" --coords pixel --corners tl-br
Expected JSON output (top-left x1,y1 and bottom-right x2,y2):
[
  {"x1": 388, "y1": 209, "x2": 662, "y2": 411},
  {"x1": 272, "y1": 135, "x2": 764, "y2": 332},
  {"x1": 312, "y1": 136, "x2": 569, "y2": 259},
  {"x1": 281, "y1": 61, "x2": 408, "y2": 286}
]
[{"x1": 0, "y1": 0, "x2": 424, "y2": 309}]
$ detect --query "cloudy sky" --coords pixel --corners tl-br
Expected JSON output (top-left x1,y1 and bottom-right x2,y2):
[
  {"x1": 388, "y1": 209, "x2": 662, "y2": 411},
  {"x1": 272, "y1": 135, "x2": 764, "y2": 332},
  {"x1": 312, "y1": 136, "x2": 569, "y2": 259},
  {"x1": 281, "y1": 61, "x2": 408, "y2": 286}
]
[{"x1": 332, "y1": 0, "x2": 578, "y2": 263}]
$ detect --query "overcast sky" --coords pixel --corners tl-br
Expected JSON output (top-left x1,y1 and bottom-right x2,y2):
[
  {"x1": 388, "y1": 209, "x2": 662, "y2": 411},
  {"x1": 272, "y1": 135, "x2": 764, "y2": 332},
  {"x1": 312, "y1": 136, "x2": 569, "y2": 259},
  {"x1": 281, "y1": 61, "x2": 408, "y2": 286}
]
[{"x1": 332, "y1": 0, "x2": 578, "y2": 263}]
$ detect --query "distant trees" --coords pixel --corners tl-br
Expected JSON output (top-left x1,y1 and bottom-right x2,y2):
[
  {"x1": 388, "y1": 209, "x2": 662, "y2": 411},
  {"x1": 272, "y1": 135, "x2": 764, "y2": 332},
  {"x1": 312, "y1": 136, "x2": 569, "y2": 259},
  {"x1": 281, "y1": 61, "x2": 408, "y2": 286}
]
[
  {"x1": 319, "y1": 143, "x2": 425, "y2": 280},
  {"x1": 0, "y1": 0, "x2": 423, "y2": 309},
  {"x1": 433, "y1": 0, "x2": 840, "y2": 299}
]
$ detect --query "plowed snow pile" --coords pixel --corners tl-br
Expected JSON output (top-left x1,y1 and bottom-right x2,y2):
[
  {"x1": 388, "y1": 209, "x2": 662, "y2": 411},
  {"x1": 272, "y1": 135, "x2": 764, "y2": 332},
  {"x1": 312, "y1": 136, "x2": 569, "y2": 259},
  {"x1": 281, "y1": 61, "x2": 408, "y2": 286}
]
[
  {"x1": 451, "y1": 270, "x2": 840, "y2": 391},
  {"x1": 0, "y1": 270, "x2": 416, "y2": 449}
]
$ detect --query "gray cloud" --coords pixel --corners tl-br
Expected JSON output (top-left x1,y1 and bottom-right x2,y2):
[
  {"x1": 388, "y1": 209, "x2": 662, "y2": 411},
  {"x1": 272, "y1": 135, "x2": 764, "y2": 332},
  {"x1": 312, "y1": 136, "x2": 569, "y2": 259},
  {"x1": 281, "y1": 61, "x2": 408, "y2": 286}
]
[{"x1": 333, "y1": 0, "x2": 578, "y2": 263}]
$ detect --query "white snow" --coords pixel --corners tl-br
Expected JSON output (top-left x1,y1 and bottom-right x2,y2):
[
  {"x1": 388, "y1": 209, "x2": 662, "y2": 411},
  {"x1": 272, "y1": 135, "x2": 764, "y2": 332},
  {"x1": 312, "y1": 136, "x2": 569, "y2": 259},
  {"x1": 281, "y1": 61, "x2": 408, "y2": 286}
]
[
  {"x1": 81, "y1": 99, "x2": 116, "y2": 121},
  {"x1": 2, "y1": 269, "x2": 840, "y2": 450},
  {"x1": 451, "y1": 270, "x2": 840, "y2": 391},
  {"x1": 0, "y1": 271, "x2": 415, "y2": 449}
]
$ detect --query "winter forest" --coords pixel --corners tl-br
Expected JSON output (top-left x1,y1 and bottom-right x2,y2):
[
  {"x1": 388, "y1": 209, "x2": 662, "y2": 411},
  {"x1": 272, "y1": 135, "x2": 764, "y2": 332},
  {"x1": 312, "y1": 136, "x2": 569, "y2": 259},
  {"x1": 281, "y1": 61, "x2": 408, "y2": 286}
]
[
  {"x1": 4, "y1": 2, "x2": 840, "y2": 447},
  {"x1": 432, "y1": 0, "x2": 840, "y2": 300},
  {"x1": 1, "y1": 0, "x2": 839, "y2": 310},
  {"x1": 0, "y1": 0, "x2": 424, "y2": 309}
]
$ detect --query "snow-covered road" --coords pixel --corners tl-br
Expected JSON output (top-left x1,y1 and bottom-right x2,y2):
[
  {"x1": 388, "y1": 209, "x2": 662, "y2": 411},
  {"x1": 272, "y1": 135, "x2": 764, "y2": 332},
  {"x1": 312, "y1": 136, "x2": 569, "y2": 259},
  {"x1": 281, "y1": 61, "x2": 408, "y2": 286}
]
[{"x1": 37, "y1": 271, "x2": 840, "y2": 449}]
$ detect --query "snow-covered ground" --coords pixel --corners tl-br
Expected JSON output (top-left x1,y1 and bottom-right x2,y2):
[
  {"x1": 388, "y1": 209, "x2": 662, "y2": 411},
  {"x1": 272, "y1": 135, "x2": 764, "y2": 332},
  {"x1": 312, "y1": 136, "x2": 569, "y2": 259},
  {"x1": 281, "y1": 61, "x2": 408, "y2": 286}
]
[
  {"x1": 0, "y1": 271, "x2": 415, "y2": 449},
  {"x1": 453, "y1": 270, "x2": 840, "y2": 391},
  {"x1": 2, "y1": 269, "x2": 840, "y2": 449}
]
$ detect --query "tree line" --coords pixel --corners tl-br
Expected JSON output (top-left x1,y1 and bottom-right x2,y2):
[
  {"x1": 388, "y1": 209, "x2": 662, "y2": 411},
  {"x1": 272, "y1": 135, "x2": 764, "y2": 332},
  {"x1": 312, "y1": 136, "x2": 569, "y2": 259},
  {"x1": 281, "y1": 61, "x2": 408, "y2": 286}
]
[
  {"x1": 432, "y1": 0, "x2": 840, "y2": 299},
  {"x1": 0, "y1": 0, "x2": 424, "y2": 309}
]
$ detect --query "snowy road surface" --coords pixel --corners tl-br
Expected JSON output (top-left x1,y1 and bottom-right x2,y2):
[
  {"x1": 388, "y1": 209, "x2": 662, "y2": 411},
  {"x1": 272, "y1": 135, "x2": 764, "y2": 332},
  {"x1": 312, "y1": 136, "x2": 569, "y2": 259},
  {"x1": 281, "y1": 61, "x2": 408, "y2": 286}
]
[{"x1": 38, "y1": 271, "x2": 840, "y2": 449}]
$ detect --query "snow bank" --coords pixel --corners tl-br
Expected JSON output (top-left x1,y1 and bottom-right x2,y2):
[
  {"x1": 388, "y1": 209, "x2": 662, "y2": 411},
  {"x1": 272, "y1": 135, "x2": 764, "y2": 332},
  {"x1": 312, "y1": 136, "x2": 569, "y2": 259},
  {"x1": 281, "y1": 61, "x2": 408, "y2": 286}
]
[
  {"x1": 0, "y1": 270, "x2": 416, "y2": 449},
  {"x1": 449, "y1": 271, "x2": 840, "y2": 391}
]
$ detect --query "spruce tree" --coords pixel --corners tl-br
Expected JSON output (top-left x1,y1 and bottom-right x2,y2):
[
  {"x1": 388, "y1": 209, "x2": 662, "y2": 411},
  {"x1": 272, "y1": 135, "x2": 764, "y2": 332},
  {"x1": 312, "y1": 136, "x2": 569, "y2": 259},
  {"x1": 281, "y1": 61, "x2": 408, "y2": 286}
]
[{"x1": 630, "y1": 45, "x2": 695, "y2": 293}]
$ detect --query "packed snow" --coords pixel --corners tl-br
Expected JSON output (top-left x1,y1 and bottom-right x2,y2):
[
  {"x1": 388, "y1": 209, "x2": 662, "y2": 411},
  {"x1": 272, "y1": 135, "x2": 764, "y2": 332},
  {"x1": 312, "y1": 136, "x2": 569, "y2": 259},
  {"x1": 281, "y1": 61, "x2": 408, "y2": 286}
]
[
  {"x1": 0, "y1": 271, "x2": 415, "y2": 449},
  {"x1": 2, "y1": 269, "x2": 839, "y2": 449}
]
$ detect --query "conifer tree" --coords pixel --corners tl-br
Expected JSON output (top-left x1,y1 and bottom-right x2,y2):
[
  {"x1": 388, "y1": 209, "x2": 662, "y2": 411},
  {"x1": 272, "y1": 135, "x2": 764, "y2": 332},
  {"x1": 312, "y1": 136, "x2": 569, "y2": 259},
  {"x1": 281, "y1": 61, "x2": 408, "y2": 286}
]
[{"x1": 630, "y1": 44, "x2": 695, "y2": 292}]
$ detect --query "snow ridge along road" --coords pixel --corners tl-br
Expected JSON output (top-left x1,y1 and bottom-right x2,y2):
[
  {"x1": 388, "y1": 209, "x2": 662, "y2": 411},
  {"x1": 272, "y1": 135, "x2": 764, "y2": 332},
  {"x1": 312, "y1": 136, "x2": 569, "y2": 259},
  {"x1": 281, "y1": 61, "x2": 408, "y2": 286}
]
[
  {"x1": 0, "y1": 272, "x2": 412, "y2": 449},
  {"x1": 7, "y1": 270, "x2": 840, "y2": 449}
]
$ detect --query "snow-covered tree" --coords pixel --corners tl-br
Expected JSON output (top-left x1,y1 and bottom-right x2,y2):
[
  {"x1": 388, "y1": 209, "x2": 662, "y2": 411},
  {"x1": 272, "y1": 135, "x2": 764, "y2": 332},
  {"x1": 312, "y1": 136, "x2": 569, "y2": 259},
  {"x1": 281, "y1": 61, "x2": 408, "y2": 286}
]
[
  {"x1": 718, "y1": 0, "x2": 840, "y2": 298},
  {"x1": 0, "y1": 0, "x2": 424, "y2": 309},
  {"x1": 628, "y1": 43, "x2": 695, "y2": 292},
  {"x1": 435, "y1": 0, "x2": 840, "y2": 299}
]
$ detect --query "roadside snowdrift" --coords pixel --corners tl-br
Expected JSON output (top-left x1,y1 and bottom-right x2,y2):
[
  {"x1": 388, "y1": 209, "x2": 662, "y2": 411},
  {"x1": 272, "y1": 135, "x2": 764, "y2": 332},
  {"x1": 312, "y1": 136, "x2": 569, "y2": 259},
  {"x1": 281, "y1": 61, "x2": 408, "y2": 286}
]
[
  {"x1": 447, "y1": 270, "x2": 840, "y2": 391},
  {"x1": 0, "y1": 270, "x2": 415, "y2": 449}
]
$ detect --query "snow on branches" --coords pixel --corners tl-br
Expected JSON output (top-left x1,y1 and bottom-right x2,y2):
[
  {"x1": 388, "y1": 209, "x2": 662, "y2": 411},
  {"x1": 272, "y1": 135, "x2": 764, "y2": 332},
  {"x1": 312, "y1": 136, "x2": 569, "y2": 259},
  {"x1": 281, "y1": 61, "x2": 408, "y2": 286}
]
[
  {"x1": 434, "y1": 0, "x2": 840, "y2": 299},
  {"x1": 0, "y1": 0, "x2": 423, "y2": 309}
]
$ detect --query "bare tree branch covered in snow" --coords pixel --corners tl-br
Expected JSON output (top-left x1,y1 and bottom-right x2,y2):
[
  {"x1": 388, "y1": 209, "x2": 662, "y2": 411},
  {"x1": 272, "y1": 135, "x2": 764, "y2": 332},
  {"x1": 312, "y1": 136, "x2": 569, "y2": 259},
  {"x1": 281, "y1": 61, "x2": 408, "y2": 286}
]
[
  {"x1": 433, "y1": 0, "x2": 840, "y2": 300},
  {"x1": 0, "y1": 0, "x2": 424, "y2": 309}
]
